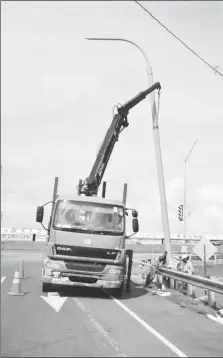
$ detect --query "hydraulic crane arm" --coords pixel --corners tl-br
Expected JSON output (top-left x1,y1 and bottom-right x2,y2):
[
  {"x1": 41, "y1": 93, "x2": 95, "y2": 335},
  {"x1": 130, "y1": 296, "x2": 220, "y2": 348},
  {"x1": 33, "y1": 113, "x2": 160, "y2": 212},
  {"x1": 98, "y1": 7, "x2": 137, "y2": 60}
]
[{"x1": 78, "y1": 82, "x2": 161, "y2": 196}]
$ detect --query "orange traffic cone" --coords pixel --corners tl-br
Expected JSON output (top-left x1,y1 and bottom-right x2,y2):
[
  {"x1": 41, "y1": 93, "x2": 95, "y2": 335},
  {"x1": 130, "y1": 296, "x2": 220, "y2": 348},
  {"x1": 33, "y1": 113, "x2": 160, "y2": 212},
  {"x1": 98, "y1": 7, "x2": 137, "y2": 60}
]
[
  {"x1": 19, "y1": 260, "x2": 27, "y2": 279},
  {"x1": 8, "y1": 269, "x2": 25, "y2": 296}
]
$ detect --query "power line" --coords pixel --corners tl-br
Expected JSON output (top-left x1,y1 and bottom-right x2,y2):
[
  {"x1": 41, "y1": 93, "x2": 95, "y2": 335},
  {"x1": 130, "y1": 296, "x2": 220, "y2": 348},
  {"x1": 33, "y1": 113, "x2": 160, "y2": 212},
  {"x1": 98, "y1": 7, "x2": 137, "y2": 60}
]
[{"x1": 134, "y1": 1, "x2": 223, "y2": 77}]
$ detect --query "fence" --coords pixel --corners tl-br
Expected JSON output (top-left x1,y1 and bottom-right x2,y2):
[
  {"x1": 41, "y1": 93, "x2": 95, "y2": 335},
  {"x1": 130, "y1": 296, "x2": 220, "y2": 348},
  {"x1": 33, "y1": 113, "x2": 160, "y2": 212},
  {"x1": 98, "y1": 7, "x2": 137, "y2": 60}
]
[
  {"x1": 157, "y1": 267, "x2": 223, "y2": 308},
  {"x1": 1, "y1": 234, "x2": 47, "y2": 242}
]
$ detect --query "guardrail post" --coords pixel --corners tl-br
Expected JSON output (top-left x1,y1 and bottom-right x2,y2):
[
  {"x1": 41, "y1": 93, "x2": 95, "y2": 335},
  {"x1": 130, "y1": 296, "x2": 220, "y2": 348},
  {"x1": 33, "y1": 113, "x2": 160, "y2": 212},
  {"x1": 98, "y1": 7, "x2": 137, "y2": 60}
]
[
  {"x1": 174, "y1": 277, "x2": 181, "y2": 291},
  {"x1": 162, "y1": 276, "x2": 170, "y2": 291},
  {"x1": 208, "y1": 276, "x2": 216, "y2": 308},
  {"x1": 170, "y1": 278, "x2": 175, "y2": 290},
  {"x1": 157, "y1": 274, "x2": 163, "y2": 290},
  {"x1": 187, "y1": 282, "x2": 196, "y2": 298}
]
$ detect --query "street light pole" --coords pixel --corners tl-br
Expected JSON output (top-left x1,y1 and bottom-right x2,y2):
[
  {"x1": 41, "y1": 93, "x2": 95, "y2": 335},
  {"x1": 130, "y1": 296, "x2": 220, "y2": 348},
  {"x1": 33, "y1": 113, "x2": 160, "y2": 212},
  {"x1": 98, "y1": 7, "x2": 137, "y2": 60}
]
[
  {"x1": 183, "y1": 140, "x2": 199, "y2": 244},
  {"x1": 85, "y1": 37, "x2": 172, "y2": 259},
  {"x1": 1, "y1": 165, "x2": 2, "y2": 221}
]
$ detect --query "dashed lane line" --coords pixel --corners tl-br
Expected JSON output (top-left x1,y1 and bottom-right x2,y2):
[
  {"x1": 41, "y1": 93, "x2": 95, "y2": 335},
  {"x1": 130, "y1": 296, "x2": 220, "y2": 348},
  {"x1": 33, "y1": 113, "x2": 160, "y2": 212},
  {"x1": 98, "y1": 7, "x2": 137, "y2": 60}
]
[
  {"x1": 73, "y1": 297, "x2": 128, "y2": 357},
  {"x1": 1, "y1": 277, "x2": 6, "y2": 284}
]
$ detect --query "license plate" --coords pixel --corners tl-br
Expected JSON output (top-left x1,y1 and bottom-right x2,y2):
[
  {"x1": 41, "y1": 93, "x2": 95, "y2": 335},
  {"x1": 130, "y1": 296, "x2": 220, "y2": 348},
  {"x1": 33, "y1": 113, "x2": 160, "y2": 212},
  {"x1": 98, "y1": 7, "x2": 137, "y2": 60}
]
[
  {"x1": 52, "y1": 277, "x2": 69, "y2": 284},
  {"x1": 52, "y1": 271, "x2": 60, "y2": 278}
]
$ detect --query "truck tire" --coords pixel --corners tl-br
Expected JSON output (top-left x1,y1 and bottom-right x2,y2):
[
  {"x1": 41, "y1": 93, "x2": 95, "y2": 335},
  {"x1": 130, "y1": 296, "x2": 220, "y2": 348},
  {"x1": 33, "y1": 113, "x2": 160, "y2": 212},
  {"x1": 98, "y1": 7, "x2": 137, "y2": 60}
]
[
  {"x1": 42, "y1": 282, "x2": 53, "y2": 293},
  {"x1": 112, "y1": 282, "x2": 124, "y2": 298}
]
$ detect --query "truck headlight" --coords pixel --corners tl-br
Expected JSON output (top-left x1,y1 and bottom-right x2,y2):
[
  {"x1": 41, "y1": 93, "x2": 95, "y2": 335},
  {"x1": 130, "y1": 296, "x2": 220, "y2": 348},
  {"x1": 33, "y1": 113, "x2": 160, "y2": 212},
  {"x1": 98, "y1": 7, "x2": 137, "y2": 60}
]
[
  {"x1": 108, "y1": 268, "x2": 123, "y2": 275},
  {"x1": 45, "y1": 260, "x2": 65, "y2": 269},
  {"x1": 43, "y1": 260, "x2": 65, "y2": 277}
]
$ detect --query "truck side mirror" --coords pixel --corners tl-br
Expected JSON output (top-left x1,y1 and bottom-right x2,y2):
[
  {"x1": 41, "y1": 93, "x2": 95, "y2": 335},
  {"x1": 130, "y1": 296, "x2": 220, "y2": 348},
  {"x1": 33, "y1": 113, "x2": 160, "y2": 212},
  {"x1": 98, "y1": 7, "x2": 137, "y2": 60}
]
[
  {"x1": 132, "y1": 210, "x2": 138, "y2": 218},
  {"x1": 132, "y1": 218, "x2": 139, "y2": 233},
  {"x1": 36, "y1": 206, "x2": 44, "y2": 223}
]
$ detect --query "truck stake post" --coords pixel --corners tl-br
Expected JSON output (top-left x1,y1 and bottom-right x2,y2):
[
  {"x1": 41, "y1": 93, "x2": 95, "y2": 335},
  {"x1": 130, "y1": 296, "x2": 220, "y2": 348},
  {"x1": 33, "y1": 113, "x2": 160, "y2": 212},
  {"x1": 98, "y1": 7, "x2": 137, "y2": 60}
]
[
  {"x1": 123, "y1": 183, "x2": 128, "y2": 206},
  {"x1": 102, "y1": 181, "x2": 107, "y2": 198},
  {"x1": 47, "y1": 177, "x2": 59, "y2": 234}
]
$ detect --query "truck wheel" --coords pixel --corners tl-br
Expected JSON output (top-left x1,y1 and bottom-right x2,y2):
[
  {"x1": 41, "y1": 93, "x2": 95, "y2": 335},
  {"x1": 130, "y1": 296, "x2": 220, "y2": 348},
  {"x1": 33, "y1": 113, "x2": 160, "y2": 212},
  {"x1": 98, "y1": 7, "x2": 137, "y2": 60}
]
[{"x1": 42, "y1": 282, "x2": 53, "y2": 293}]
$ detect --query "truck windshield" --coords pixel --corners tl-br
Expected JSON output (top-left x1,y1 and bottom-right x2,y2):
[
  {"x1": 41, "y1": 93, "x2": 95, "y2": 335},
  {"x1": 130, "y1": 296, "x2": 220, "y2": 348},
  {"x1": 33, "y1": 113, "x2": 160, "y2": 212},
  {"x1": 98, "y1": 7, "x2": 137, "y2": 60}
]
[{"x1": 53, "y1": 200, "x2": 124, "y2": 236}]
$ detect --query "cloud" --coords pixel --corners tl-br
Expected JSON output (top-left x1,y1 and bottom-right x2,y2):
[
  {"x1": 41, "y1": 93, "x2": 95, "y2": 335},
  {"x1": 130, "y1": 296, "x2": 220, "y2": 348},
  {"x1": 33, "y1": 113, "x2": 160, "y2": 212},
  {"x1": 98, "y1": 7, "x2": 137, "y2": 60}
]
[
  {"x1": 203, "y1": 206, "x2": 223, "y2": 220},
  {"x1": 166, "y1": 178, "x2": 183, "y2": 204},
  {"x1": 200, "y1": 184, "x2": 223, "y2": 203},
  {"x1": 196, "y1": 185, "x2": 223, "y2": 234}
]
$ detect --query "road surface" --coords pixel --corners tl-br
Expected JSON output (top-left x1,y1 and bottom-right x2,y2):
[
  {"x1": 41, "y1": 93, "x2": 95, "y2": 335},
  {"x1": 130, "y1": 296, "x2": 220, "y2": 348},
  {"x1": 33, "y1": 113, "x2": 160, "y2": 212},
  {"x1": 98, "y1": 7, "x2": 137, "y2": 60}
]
[{"x1": 1, "y1": 252, "x2": 223, "y2": 357}]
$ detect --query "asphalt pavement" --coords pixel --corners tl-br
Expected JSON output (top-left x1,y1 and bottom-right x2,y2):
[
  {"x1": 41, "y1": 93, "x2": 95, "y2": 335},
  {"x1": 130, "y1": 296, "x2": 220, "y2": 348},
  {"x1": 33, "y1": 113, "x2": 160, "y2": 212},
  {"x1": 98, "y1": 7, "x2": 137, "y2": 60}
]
[{"x1": 1, "y1": 252, "x2": 223, "y2": 357}]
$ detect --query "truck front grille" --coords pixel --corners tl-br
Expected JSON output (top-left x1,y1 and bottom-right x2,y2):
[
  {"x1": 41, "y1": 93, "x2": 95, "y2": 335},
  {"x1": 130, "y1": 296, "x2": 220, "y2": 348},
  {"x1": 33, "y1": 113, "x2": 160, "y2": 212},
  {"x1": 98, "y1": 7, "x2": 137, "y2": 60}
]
[
  {"x1": 65, "y1": 261, "x2": 105, "y2": 273},
  {"x1": 55, "y1": 245, "x2": 119, "y2": 260}
]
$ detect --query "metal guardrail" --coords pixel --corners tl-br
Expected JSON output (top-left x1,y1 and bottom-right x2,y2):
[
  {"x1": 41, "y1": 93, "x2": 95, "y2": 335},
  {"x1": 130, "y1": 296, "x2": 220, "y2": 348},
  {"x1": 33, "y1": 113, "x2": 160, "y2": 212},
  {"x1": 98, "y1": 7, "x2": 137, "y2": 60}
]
[{"x1": 158, "y1": 267, "x2": 223, "y2": 295}]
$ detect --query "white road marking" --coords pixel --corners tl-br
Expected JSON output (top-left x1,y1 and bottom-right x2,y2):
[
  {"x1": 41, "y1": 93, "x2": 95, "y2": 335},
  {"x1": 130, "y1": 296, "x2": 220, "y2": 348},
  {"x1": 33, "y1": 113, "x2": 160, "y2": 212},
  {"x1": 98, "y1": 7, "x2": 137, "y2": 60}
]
[
  {"x1": 109, "y1": 295, "x2": 188, "y2": 358},
  {"x1": 1, "y1": 276, "x2": 6, "y2": 284},
  {"x1": 73, "y1": 297, "x2": 128, "y2": 357},
  {"x1": 41, "y1": 292, "x2": 67, "y2": 312},
  {"x1": 156, "y1": 291, "x2": 171, "y2": 297},
  {"x1": 207, "y1": 314, "x2": 223, "y2": 325}
]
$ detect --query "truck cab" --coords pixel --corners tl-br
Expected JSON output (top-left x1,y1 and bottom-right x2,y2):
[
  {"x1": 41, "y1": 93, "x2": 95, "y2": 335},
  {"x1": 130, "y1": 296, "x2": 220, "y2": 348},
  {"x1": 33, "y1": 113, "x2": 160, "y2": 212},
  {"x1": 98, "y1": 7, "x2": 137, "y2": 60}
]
[{"x1": 36, "y1": 194, "x2": 139, "y2": 297}]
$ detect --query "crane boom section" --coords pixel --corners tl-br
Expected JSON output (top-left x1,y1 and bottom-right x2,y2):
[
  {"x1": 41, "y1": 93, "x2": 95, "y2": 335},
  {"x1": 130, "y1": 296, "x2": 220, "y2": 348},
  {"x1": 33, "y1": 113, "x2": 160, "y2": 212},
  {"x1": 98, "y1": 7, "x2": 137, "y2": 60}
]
[
  {"x1": 84, "y1": 112, "x2": 128, "y2": 196},
  {"x1": 79, "y1": 82, "x2": 161, "y2": 196}
]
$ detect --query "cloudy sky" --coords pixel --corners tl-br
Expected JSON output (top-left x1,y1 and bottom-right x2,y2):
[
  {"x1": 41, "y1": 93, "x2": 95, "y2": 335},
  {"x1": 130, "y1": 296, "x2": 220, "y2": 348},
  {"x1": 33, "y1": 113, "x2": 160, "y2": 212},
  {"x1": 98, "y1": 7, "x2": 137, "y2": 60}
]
[{"x1": 2, "y1": 1, "x2": 223, "y2": 235}]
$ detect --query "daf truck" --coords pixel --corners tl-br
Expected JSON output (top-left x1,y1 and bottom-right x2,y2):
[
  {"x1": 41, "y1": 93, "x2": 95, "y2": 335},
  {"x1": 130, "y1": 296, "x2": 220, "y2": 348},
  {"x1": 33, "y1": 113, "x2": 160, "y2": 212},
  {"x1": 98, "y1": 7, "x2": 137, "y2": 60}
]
[{"x1": 36, "y1": 83, "x2": 161, "y2": 297}]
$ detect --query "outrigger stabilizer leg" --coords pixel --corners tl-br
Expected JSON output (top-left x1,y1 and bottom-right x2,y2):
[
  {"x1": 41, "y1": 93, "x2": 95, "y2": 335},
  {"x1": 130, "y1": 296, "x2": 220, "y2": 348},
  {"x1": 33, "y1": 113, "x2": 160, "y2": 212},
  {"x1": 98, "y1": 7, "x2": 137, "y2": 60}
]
[{"x1": 125, "y1": 249, "x2": 133, "y2": 292}]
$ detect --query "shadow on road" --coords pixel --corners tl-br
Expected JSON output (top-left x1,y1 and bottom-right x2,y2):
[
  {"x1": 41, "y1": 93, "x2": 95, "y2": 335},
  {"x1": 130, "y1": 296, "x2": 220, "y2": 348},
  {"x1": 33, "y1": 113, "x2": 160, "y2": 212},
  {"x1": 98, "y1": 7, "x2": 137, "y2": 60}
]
[{"x1": 57, "y1": 281, "x2": 148, "y2": 301}]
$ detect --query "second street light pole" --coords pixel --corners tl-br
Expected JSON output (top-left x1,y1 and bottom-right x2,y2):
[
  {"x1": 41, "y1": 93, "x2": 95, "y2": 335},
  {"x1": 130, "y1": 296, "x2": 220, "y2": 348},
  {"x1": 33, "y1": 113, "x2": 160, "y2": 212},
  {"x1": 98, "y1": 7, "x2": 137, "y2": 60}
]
[
  {"x1": 85, "y1": 37, "x2": 172, "y2": 259},
  {"x1": 1, "y1": 165, "x2": 2, "y2": 221},
  {"x1": 183, "y1": 140, "x2": 199, "y2": 245}
]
